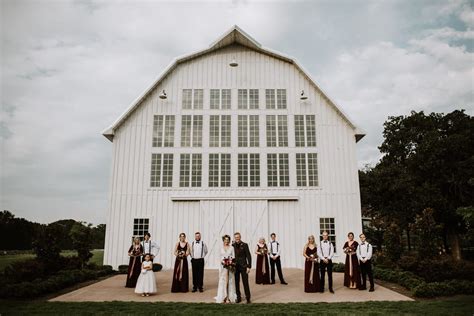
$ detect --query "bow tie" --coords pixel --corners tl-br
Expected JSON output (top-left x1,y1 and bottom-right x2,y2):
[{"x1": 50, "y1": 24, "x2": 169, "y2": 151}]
[
  {"x1": 361, "y1": 243, "x2": 365, "y2": 245},
  {"x1": 323, "y1": 241, "x2": 328, "y2": 243},
  {"x1": 195, "y1": 241, "x2": 200, "y2": 244}
]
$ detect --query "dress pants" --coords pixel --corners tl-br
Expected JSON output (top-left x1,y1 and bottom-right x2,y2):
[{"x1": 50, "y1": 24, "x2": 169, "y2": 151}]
[
  {"x1": 269, "y1": 256, "x2": 285, "y2": 283},
  {"x1": 235, "y1": 266, "x2": 251, "y2": 300},
  {"x1": 359, "y1": 259, "x2": 374, "y2": 289},
  {"x1": 191, "y1": 258, "x2": 204, "y2": 290},
  {"x1": 319, "y1": 259, "x2": 333, "y2": 291}
]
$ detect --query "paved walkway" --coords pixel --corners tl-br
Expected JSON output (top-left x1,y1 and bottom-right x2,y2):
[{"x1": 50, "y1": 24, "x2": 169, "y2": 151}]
[{"x1": 50, "y1": 269, "x2": 412, "y2": 303}]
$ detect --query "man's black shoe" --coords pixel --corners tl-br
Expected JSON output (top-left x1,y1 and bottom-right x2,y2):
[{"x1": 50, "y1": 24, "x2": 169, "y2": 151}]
[
  {"x1": 236, "y1": 297, "x2": 242, "y2": 303},
  {"x1": 369, "y1": 288, "x2": 374, "y2": 292},
  {"x1": 281, "y1": 281, "x2": 288, "y2": 285},
  {"x1": 192, "y1": 288, "x2": 197, "y2": 293},
  {"x1": 359, "y1": 287, "x2": 367, "y2": 291},
  {"x1": 246, "y1": 299, "x2": 251, "y2": 304},
  {"x1": 199, "y1": 288, "x2": 203, "y2": 292},
  {"x1": 329, "y1": 289, "x2": 334, "y2": 293}
]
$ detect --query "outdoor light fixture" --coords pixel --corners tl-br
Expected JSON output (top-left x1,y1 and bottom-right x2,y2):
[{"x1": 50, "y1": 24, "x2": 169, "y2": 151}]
[
  {"x1": 300, "y1": 90, "x2": 308, "y2": 100},
  {"x1": 229, "y1": 58, "x2": 238, "y2": 67},
  {"x1": 159, "y1": 90, "x2": 167, "y2": 99}
]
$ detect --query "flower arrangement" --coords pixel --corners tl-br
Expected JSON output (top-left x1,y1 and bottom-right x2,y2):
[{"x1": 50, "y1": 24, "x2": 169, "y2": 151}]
[
  {"x1": 177, "y1": 250, "x2": 186, "y2": 259},
  {"x1": 222, "y1": 257, "x2": 236, "y2": 272},
  {"x1": 344, "y1": 246, "x2": 356, "y2": 255}
]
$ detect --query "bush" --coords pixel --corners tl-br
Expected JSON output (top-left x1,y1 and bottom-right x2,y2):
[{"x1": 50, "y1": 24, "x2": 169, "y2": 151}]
[
  {"x1": 413, "y1": 258, "x2": 474, "y2": 282},
  {"x1": 412, "y1": 279, "x2": 474, "y2": 298},
  {"x1": 118, "y1": 265, "x2": 129, "y2": 274},
  {"x1": 332, "y1": 263, "x2": 345, "y2": 272},
  {"x1": 0, "y1": 267, "x2": 115, "y2": 299},
  {"x1": 373, "y1": 267, "x2": 423, "y2": 290},
  {"x1": 152, "y1": 263, "x2": 163, "y2": 272}
]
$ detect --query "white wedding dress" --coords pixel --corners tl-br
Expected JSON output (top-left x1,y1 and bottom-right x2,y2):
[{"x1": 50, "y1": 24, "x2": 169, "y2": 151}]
[{"x1": 215, "y1": 245, "x2": 237, "y2": 303}]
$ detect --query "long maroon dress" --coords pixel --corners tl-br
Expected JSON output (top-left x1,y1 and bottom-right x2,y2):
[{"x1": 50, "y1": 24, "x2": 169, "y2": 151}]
[
  {"x1": 255, "y1": 244, "x2": 271, "y2": 284},
  {"x1": 343, "y1": 240, "x2": 361, "y2": 289},
  {"x1": 125, "y1": 244, "x2": 143, "y2": 288},
  {"x1": 304, "y1": 246, "x2": 320, "y2": 292},
  {"x1": 171, "y1": 242, "x2": 189, "y2": 293}
]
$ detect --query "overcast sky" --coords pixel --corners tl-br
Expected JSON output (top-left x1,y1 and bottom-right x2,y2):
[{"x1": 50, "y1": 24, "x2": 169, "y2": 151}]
[{"x1": 1, "y1": 0, "x2": 473, "y2": 225}]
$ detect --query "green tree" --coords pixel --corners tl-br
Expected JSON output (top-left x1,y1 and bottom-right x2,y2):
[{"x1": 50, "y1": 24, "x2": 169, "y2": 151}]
[{"x1": 69, "y1": 222, "x2": 93, "y2": 268}]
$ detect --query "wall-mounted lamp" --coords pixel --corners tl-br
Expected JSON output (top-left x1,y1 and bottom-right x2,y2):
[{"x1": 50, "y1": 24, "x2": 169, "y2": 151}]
[
  {"x1": 159, "y1": 90, "x2": 167, "y2": 99},
  {"x1": 229, "y1": 59, "x2": 238, "y2": 67},
  {"x1": 300, "y1": 90, "x2": 308, "y2": 100}
]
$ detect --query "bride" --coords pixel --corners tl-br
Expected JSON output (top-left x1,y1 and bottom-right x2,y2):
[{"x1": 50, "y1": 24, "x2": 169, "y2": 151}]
[{"x1": 215, "y1": 234, "x2": 237, "y2": 303}]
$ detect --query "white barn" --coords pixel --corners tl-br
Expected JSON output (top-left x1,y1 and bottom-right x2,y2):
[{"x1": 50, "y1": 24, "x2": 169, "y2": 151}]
[{"x1": 102, "y1": 26, "x2": 365, "y2": 270}]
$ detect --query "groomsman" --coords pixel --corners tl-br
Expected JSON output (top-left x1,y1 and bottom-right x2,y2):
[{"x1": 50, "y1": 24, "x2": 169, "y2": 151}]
[
  {"x1": 233, "y1": 232, "x2": 252, "y2": 304},
  {"x1": 268, "y1": 233, "x2": 288, "y2": 285},
  {"x1": 317, "y1": 231, "x2": 334, "y2": 293},
  {"x1": 142, "y1": 232, "x2": 159, "y2": 262},
  {"x1": 190, "y1": 232, "x2": 208, "y2": 292},
  {"x1": 357, "y1": 233, "x2": 374, "y2": 292}
]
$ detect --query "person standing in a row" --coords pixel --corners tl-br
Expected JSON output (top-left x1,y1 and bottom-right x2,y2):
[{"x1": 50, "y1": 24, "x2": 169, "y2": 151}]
[
  {"x1": 317, "y1": 231, "x2": 334, "y2": 293},
  {"x1": 255, "y1": 237, "x2": 270, "y2": 285},
  {"x1": 357, "y1": 233, "x2": 374, "y2": 292},
  {"x1": 268, "y1": 233, "x2": 288, "y2": 285},
  {"x1": 303, "y1": 235, "x2": 320, "y2": 292},
  {"x1": 171, "y1": 233, "x2": 190, "y2": 293},
  {"x1": 343, "y1": 232, "x2": 361, "y2": 289},
  {"x1": 190, "y1": 232, "x2": 208, "y2": 292},
  {"x1": 126, "y1": 237, "x2": 143, "y2": 288}
]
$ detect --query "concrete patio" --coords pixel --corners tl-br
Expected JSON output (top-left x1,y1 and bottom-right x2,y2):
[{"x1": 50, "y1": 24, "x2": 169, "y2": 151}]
[{"x1": 50, "y1": 268, "x2": 412, "y2": 303}]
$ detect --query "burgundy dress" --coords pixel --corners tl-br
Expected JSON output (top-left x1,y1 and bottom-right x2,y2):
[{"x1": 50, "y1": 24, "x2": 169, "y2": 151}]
[
  {"x1": 343, "y1": 241, "x2": 361, "y2": 289},
  {"x1": 304, "y1": 246, "x2": 320, "y2": 292},
  {"x1": 255, "y1": 244, "x2": 271, "y2": 284},
  {"x1": 125, "y1": 244, "x2": 143, "y2": 288},
  {"x1": 171, "y1": 242, "x2": 189, "y2": 293}
]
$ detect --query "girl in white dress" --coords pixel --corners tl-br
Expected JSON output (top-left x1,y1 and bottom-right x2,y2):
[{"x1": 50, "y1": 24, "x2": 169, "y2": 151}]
[
  {"x1": 215, "y1": 234, "x2": 237, "y2": 303},
  {"x1": 135, "y1": 254, "x2": 157, "y2": 296}
]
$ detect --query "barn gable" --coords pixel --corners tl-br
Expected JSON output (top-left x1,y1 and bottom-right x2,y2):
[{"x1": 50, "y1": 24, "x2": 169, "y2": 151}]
[{"x1": 102, "y1": 25, "x2": 365, "y2": 142}]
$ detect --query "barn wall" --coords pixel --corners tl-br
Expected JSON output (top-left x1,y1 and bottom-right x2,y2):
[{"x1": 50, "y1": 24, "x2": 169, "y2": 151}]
[{"x1": 104, "y1": 44, "x2": 362, "y2": 270}]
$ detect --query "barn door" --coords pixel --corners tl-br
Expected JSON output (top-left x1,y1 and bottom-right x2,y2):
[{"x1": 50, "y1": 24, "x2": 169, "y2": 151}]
[
  {"x1": 199, "y1": 200, "x2": 234, "y2": 268},
  {"x1": 233, "y1": 200, "x2": 268, "y2": 264}
]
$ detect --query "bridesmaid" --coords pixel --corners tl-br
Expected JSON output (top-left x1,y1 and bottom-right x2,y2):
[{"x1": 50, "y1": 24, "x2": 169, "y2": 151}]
[
  {"x1": 171, "y1": 233, "x2": 190, "y2": 293},
  {"x1": 303, "y1": 235, "x2": 320, "y2": 292},
  {"x1": 125, "y1": 237, "x2": 143, "y2": 288},
  {"x1": 343, "y1": 232, "x2": 361, "y2": 289},
  {"x1": 255, "y1": 237, "x2": 270, "y2": 284}
]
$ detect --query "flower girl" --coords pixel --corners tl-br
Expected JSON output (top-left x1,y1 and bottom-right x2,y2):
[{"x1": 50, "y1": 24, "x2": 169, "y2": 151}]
[{"x1": 135, "y1": 253, "x2": 157, "y2": 296}]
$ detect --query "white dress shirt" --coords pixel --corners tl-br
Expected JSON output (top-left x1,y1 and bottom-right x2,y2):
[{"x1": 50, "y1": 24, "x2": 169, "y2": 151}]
[
  {"x1": 317, "y1": 240, "x2": 334, "y2": 260},
  {"x1": 191, "y1": 240, "x2": 208, "y2": 259},
  {"x1": 357, "y1": 242, "x2": 373, "y2": 261},
  {"x1": 268, "y1": 240, "x2": 281, "y2": 257},
  {"x1": 142, "y1": 240, "x2": 159, "y2": 260}
]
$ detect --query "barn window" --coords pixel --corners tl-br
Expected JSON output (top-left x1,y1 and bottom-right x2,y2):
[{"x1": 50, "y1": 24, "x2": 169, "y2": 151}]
[
  {"x1": 266, "y1": 115, "x2": 288, "y2": 147},
  {"x1": 210, "y1": 115, "x2": 231, "y2": 147},
  {"x1": 209, "y1": 153, "x2": 231, "y2": 187},
  {"x1": 238, "y1": 115, "x2": 259, "y2": 147},
  {"x1": 238, "y1": 89, "x2": 258, "y2": 109},
  {"x1": 265, "y1": 89, "x2": 275, "y2": 109},
  {"x1": 266, "y1": 89, "x2": 286, "y2": 109},
  {"x1": 194, "y1": 89, "x2": 203, "y2": 109},
  {"x1": 181, "y1": 115, "x2": 203, "y2": 147},
  {"x1": 152, "y1": 115, "x2": 175, "y2": 147},
  {"x1": 267, "y1": 153, "x2": 289, "y2": 187},
  {"x1": 133, "y1": 218, "x2": 149, "y2": 239},
  {"x1": 238, "y1": 153, "x2": 260, "y2": 187},
  {"x1": 210, "y1": 89, "x2": 232, "y2": 109},
  {"x1": 277, "y1": 89, "x2": 287, "y2": 109},
  {"x1": 182, "y1": 89, "x2": 192, "y2": 109},
  {"x1": 150, "y1": 153, "x2": 174, "y2": 187},
  {"x1": 295, "y1": 115, "x2": 316, "y2": 147},
  {"x1": 319, "y1": 217, "x2": 337, "y2": 251},
  {"x1": 296, "y1": 153, "x2": 318, "y2": 187},
  {"x1": 179, "y1": 153, "x2": 202, "y2": 187}
]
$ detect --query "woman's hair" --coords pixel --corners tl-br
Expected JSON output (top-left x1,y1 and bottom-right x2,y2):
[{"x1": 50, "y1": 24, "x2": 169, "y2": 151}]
[
  {"x1": 133, "y1": 237, "x2": 140, "y2": 244},
  {"x1": 348, "y1": 232, "x2": 354, "y2": 237},
  {"x1": 258, "y1": 237, "x2": 265, "y2": 243},
  {"x1": 305, "y1": 235, "x2": 316, "y2": 248},
  {"x1": 179, "y1": 233, "x2": 186, "y2": 238},
  {"x1": 222, "y1": 234, "x2": 231, "y2": 242}
]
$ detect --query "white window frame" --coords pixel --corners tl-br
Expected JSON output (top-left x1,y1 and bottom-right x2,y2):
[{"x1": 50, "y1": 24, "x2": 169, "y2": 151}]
[
  {"x1": 150, "y1": 153, "x2": 173, "y2": 187},
  {"x1": 152, "y1": 115, "x2": 175, "y2": 147},
  {"x1": 238, "y1": 153, "x2": 260, "y2": 187},
  {"x1": 319, "y1": 217, "x2": 337, "y2": 252},
  {"x1": 266, "y1": 115, "x2": 288, "y2": 147},
  {"x1": 179, "y1": 153, "x2": 202, "y2": 187}
]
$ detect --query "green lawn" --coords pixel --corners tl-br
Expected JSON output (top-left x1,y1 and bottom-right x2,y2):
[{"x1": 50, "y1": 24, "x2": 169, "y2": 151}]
[
  {"x1": 1, "y1": 296, "x2": 473, "y2": 315},
  {"x1": 0, "y1": 250, "x2": 104, "y2": 271}
]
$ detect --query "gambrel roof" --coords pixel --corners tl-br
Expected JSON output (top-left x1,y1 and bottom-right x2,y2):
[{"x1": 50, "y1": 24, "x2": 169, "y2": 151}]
[{"x1": 102, "y1": 25, "x2": 365, "y2": 142}]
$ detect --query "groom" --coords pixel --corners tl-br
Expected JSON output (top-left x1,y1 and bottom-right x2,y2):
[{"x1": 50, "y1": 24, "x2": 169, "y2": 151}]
[{"x1": 232, "y1": 232, "x2": 252, "y2": 304}]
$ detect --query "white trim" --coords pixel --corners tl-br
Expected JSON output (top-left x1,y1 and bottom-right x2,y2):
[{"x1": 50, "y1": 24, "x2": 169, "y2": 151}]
[{"x1": 170, "y1": 196, "x2": 299, "y2": 201}]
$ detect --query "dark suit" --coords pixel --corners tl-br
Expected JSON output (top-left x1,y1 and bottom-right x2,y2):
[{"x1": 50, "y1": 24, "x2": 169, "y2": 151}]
[{"x1": 233, "y1": 241, "x2": 252, "y2": 301}]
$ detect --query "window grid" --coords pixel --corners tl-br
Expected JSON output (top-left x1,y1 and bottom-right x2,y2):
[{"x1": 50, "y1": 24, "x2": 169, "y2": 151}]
[
  {"x1": 307, "y1": 153, "x2": 318, "y2": 186},
  {"x1": 182, "y1": 89, "x2": 192, "y2": 109},
  {"x1": 193, "y1": 89, "x2": 203, "y2": 109},
  {"x1": 249, "y1": 89, "x2": 259, "y2": 109},
  {"x1": 296, "y1": 153, "x2": 318, "y2": 187},
  {"x1": 238, "y1": 115, "x2": 248, "y2": 147},
  {"x1": 209, "y1": 153, "x2": 231, "y2": 187},
  {"x1": 181, "y1": 115, "x2": 203, "y2": 147},
  {"x1": 265, "y1": 89, "x2": 275, "y2": 109},
  {"x1": 221, "y1": 115, "x2": 231, "y2": 147},
  {"x1": 222, "y1": 89, "x2": 231, "y2": 109},
  {"x1": 238, "y1": 89, "x2": 248, "y2": 109},
  {"x1": 319, "y1": 218, "x2": 337, "y2": 251},
  {"x1": 296, "y1": 153, "x2": 307, "y2": 187},
  {"x1": 210, "y1": 89, "x2": 220, "y2": 109},
  {"x1": 267, "y1": 153, "x2": 289, "y2": 187},
  {"x1": 238, "y1": 153, "x2": 260, "y2": 187},
  {"x1": 266, "y1": 115, "x2": 288, "y2": 147},
  {"x1": 294, "y1": 115, "x2": 306, "y2": 147},
  {"x1": 150, "y1": 153, "x2": 173, "y2": 187},
  {"x1": 152, "y1": 115, "x2": 164, "y2": 147},
  {"x1": 133, "y1": 218, "x2": 150, "y2": 238},
  {"x1": 209, "y1": 115, "x2": 220, "y2": 147},
  {"x1": 276, "y1": 89, "x2": 287, "y2": 109},
  {"x1": 295, "y1": 115, "x2": 317, "y2": 147},
  {"x1": 179, "y1": 153, "x2": 202, "y2": 187},
  {"x1": 306, "y1": 115, "x2": 317, "y2": 147}
]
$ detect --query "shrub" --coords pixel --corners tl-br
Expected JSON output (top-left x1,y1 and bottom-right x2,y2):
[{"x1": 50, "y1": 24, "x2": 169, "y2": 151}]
[
  {"x1": 332, "y1": 263, "x2": 345, "y2": 272},
  {"x1": 152, "y1": 263, "x2": 163, "y2": 272},
  {"x1": 414, "y1": 258, "x2": 474, "y2": 282},
  {"x1": 373, "y1": 267, "x2": 423, "y2": 290},
  {"x1": 118, "y1": 265, "x2": 129, "y2": 274}
]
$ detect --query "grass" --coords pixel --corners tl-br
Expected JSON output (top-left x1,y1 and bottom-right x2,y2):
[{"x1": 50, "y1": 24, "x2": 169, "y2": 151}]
[
  {"x1": 0, "y1": 250, "x2": 104, "y2": 271},
  {"x1": 0, "y1": 296, "x2": 473, "y2": 315}
]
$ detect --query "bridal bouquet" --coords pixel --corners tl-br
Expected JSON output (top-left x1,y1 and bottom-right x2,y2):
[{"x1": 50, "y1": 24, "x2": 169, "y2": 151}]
[
  {"x1": 177, "y1": 250, "x2": 186, "y2": 259},
  {"x1": 259, "y1": 248, "x2": 267, "y2": 256},
  {"x1": 343, "y1": 246, "x2": 355, "y2": 255},
  {"x1": 222, "y1": 257, "x2": 236, "y2": 272}
]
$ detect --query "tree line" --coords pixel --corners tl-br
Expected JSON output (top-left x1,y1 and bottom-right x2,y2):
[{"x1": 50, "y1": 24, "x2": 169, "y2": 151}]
[
  {"x1": 359, "y1": 109, "x2": 474, "y2": 262},
  {"x1": 0, "y1": 210, "x2": 105, "y2": 251}
]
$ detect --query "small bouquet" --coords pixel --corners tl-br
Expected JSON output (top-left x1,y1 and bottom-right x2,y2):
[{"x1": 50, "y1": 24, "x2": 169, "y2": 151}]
[
  {"x1": 222, "y1": 257, "x2": 236, "y2": 272},
  {"x1": 344, "y1": 246, "x2": 355, "y2": 255},
  {"x1": 178, "y1": 250, "x2": 186, "y2": 259},
  {"x1": 259, "y1": 248, "x2": 267, "y2": 256},
  {"x1": 310, "y1": 253, "x2": 318, "y2": 261}
]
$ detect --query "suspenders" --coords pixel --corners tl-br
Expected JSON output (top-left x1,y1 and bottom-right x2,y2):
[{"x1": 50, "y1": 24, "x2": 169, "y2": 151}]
[{"x1": 192, "y1": 241, "x2": 205, "y2": 258}]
